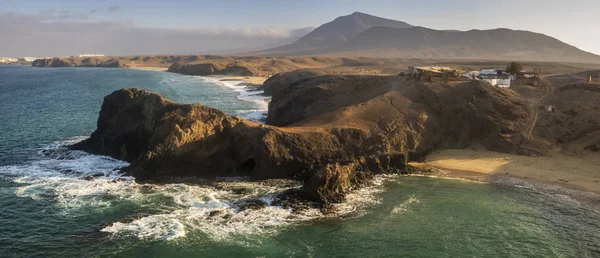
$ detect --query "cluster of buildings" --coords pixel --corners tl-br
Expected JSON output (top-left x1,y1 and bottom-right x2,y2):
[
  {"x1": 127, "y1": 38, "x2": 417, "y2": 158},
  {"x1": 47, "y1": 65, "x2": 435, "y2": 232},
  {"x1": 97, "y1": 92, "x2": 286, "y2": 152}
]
[
  {"x1": 0, "y1": 57, "x2": 19, "y2": 64},
  {"x1": 0, "y1": 57, "x2": 50, "y2": 64},
  {"x1": 464, "y1": 69, "x2": 513, "y2": 88},
  {"x1": 407, "y1": 65, "x2": 541, "y2": 89},
  {"x1": 77, "y1": 54, "x2": 105, "y2": 57},
  {"x1": 1, "y1": 54, "x2": 106, "y2": 64}
]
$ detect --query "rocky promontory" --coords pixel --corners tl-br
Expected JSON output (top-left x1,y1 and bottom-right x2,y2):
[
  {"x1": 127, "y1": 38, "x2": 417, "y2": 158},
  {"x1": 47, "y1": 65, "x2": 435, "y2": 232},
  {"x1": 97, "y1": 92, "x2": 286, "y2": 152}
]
[
  {"x1": 73, "y1": 74, "x2": 538, "y2": 204},
  {"x1": 32, "y1": 57, "x2": 127, "y2": 68}
]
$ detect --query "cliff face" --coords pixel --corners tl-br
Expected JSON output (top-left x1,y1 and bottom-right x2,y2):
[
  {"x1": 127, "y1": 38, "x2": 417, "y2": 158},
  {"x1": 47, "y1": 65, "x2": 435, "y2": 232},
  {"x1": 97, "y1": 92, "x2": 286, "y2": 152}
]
[
  {"x1": 532, "y1": 82, "x2": 600, "y2": 155},
  {"x1": 266, "y1": 74, "x2": 532, "y2": 156},
  {"x1": 72, "y1": 89, "x2": 409, "y2": 203},
  {"x1": 32, "y1": 58, "x2": 74, "y2": 67},
  {"x1": 167, "y1": 63, "x2": 254, "y2": 76},
  {"x1": 32, "y1": 58, "x2": 127, "y2": 68}
]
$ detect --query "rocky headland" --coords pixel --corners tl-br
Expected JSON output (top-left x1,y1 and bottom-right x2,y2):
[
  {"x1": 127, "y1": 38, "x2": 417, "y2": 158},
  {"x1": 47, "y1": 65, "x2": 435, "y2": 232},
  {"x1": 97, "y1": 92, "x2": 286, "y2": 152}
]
[{"x1": 72, "y1": 72, "x2": 547, "y2": 205}]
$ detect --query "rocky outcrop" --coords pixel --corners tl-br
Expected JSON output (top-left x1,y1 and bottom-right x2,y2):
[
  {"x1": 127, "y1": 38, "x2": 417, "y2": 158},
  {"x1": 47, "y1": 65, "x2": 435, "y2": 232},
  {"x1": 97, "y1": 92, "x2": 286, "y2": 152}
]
[
  {"x1": 32, "y1": 58, "x2": 128, "y2": 68},
  {"x1": 261, "y1": 69, "x2": 327, "y2": 96},
  {"x1": 167, "y1": 62, "x2": 255, "y2": 76},
  {"x1": 267, "y1": 75, "x2": 397, "y2": 126},
  {"x1": 267, "y1": 75, "x2": 532, "y2": 155},
  {"x1": 74, "y1": 75, "x2": 534, "y2": 204},
  {"x1": 167, "y1": 63, "x2": 225, "y2": 75},
  {"x1": 32, "y1": 58, "x2": 74, "y2": 67},
  {"x1": 72, "y1": 88, "x2": 410, "y2": 203},
  {"x1": 532, "y1": 83, "x2": 600, "y2": 154}
]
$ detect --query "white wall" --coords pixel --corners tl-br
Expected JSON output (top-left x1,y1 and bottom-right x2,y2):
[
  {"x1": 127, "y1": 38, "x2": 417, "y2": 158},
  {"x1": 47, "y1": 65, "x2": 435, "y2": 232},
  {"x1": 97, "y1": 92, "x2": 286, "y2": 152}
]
[{"x1": 482, "y1": 78, "x2": 511, "y2": 88}]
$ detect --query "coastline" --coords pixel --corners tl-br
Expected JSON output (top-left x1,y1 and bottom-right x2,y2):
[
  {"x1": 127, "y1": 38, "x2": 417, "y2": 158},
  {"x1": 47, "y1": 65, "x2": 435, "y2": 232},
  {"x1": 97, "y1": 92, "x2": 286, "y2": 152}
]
[
  {"x1": 128, "y1": 66, "x2": 169, "y2": 71},
  {"x1": 206, "y1": 75, "x2": 268, "y2": 86},
  {"x1": 415, "y1": 145, "x2": 600, "y2": 203}
]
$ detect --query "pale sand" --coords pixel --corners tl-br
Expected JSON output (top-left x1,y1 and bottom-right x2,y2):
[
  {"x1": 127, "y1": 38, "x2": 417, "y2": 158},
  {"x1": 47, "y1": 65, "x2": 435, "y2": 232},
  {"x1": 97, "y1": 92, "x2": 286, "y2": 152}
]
[
  {"x1": 420, "y1": 146, "x2": 600, "y2": 195},
  {"x1": 210, "y1": 76, "x2": 268, "y2": 85},
  {"x1": 129, "y1": 67, "x2": 169, "y2": 71}
]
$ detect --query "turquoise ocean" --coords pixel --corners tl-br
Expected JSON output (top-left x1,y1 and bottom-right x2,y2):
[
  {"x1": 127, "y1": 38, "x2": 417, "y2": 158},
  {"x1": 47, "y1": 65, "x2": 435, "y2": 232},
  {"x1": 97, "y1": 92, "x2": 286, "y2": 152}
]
[{"x1": 0, "y1": 65, "x2": 599, "y2": 257}]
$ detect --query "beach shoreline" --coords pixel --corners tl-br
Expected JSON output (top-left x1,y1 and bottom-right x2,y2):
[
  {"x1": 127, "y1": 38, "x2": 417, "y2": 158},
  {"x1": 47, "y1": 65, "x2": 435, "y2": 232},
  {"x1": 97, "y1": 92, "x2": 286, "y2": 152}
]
[
  {"x1": 206, "y1": 75, "x2": 268, "y2": 86},
  {"x1": 413, "y1": 145, "x2": 600, "y2": 205},
  {"x1": 128, "y1": 66, "x2": 169, "y2": 71}
]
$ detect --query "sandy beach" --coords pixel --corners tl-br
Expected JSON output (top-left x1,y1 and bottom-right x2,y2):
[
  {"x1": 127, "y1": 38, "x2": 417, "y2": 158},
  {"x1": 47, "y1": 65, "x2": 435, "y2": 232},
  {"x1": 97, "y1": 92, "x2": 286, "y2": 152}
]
[
  {"x1": 210, "y1": 76, "x2": 268, "y2": 86},
  {"x1": 129, "y1": 67, "x2": 169, "y2": 71},
  {"x1": 418, "y1": 145, "x2": 600, "y2": 196}
]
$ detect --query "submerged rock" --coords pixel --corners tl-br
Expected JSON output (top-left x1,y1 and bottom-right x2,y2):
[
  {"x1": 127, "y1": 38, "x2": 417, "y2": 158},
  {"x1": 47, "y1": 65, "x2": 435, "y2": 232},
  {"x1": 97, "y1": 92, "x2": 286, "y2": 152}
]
[{"x1": 237, "y1": 199, "x2": 268, "y2": 211}]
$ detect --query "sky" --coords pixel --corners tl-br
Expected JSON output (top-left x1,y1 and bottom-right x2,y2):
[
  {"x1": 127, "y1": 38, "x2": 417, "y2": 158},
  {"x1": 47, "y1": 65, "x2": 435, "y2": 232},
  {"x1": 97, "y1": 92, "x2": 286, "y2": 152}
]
[{"x1": 0, "y1": 0, "x2": 598, "y2": 56}]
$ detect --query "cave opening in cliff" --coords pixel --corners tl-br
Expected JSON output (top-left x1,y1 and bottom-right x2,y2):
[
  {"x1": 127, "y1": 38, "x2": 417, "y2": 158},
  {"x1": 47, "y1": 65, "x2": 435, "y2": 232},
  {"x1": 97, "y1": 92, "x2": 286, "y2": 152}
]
[{"x1": 241, "y1": 158, "x2": 256, "y2": 172}]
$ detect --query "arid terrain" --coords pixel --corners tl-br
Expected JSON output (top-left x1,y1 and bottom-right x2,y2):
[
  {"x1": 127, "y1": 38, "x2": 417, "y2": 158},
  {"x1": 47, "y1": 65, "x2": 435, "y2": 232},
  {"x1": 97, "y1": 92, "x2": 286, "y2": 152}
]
[{"x1": 52, "y1": 52, "x2": 600, "y2": 205}]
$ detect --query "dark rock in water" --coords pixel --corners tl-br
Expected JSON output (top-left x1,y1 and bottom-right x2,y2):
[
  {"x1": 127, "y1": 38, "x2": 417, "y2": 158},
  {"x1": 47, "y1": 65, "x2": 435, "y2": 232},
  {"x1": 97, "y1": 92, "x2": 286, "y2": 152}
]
[
  {"x1": 60, "y1": 169, "x2": 77, "y2": 175},
  {"x1": 237, "y1": 199, "x2": 267, "y2": 211},
  {"x1": 208, "y1": 210, "x2": 225, "y2": 217},
  {"x1": 111, "y1": 178, "x2": 127, "y2": 183},
  {"x1": 303, "y1": 159, "x2": 373, "y2": 203},
  {"x1": 274, "y1": 188, "x2": 320, "y2": 212},
  {"x1": 231, "y1": 187, "x2": 252, "y2": 195},
  {"x1": 83, "y1": 173, "x2": 105, "y2": 181},
  {"x1": 41, "y1": 148, "x2": 81, "y2": 160}
]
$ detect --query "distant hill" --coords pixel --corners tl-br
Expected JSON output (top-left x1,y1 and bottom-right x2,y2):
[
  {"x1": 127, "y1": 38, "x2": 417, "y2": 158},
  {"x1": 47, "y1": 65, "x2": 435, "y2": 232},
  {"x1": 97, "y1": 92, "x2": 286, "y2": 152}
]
[
  {"x1": 324, "y1": 26, "x2": 600, "y2": 63},
  {"x1": 253, "y1": 13, "x2": 600, "y2": 64},
  {"x1": 255, "y1": 12, "x2": 413, "y2": 55}
]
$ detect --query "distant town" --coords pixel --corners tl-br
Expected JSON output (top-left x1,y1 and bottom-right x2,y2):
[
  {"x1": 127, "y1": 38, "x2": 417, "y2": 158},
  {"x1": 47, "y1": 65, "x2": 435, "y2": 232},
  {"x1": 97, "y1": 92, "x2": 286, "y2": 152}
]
[{"x1": 0, "y1": 54, "x2": 105, "y2": 64}]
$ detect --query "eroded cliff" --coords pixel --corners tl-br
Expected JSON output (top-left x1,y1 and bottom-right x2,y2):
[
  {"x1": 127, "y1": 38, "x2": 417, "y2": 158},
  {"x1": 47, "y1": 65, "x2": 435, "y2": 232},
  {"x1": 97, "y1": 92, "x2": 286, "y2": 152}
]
[{"x1": 74, "y1": 74, "x2": 535, "y2": 204}]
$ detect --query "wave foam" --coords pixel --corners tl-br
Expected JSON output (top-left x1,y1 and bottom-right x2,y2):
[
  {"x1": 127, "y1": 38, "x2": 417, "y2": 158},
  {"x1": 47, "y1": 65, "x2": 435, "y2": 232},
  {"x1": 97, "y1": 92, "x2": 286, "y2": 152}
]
[
  {"x1": 199, "y1": 77, "x2": 270, "y2": 121},
  {"x1": 391, "y1": 195, "x2": 420, "y2": 215},
  {"x1": 1, "y1": 138, "x2": 393, "y2": 242}
]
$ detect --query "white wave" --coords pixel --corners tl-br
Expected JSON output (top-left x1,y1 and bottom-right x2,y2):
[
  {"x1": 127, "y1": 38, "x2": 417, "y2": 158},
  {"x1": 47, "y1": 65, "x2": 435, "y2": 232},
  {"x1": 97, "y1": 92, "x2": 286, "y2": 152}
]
[
  {"x1": 391, "y1": 195, "x2": 420, "y2": 215},
  {"x1": 99, "y1": 175, "x2": 396, "y2": 242},
  {"x1": 102, "y1": 215, "x2": 186, "y2": 241},
  {"x1": 198, "y1": 76, "x2": 270, "y2": 121},
  {"x1": 329, "y1": 174, "x2": 397, "y2": 216},
  {"x1": 2, "y1": 138, "x2": 394, "y2": 242}
]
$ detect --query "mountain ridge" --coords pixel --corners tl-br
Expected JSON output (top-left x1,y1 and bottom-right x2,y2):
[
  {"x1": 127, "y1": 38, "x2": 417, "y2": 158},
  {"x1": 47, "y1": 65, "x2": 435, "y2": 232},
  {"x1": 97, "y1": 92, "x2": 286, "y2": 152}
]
[{"x1": 254, "y1": 12, "x2": 413, "y2": 55}]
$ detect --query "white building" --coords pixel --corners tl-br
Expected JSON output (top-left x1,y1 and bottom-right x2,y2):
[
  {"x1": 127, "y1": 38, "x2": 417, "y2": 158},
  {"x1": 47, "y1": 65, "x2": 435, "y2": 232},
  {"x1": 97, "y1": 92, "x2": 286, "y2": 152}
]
[
  {"x1": 481, "y1": 78, "x2": 511, "y2": 88},
  {"x1": 20, "y1": 57, "x2": 41, "y2": 62},
  {"x1": 464, "y1": 68, "x2": 512, "y2": 88},
  {"x1": 78, "y1": 54, "x2": 105, "y2": 57},
  {"x1": 0, "y1": 57, "x2": 19, "y2": 64}
]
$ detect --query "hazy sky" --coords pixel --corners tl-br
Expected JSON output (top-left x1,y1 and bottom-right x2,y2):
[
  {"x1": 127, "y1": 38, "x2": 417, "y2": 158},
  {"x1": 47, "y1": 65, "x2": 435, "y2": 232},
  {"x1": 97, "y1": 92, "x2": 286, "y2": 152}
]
[{"x1": 1, "y1": 0, "x2": 598, "y2": 56}]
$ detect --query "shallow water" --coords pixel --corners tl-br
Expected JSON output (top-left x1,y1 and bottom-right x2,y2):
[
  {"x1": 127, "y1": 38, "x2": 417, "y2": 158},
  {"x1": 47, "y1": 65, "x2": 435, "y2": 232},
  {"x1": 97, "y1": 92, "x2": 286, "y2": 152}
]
[{"x1": 1, "y1": 66, "x2": 599, "y2": 257}]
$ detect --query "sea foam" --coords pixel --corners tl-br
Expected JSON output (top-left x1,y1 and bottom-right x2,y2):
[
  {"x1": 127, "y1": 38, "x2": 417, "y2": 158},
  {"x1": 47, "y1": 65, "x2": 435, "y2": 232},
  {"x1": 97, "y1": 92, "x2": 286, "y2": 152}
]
[
  {"x1": 1, "y1": 137, "x2": 392, "y2": 242},
  {"x1": 199, "y1": 76, "x2": 270, "y2": 122}
]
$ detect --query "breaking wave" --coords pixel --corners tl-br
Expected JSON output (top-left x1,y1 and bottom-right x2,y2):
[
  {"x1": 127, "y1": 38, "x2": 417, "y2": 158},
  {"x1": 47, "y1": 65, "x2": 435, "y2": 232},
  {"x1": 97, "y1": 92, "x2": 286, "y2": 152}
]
[
  {"x1": 199, "y1": 76, "x2": 269, "y2": 122},
  {"x1": 0, "y1": 138, "x2": 391, "y2": 242}
]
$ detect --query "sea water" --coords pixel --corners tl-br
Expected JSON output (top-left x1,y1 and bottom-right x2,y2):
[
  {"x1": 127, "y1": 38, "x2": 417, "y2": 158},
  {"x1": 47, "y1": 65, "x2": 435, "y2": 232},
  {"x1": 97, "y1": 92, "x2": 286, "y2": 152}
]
[{"x1": 0, "y1": 66, "x2": 599, "y2": 257}]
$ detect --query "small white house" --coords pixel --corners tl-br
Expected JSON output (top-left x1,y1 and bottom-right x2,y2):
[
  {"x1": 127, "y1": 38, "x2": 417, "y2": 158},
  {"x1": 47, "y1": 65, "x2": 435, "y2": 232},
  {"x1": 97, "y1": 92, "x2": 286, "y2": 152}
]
[{"x1": 464, "y1": 68, "x2": 512, "y2": 88}]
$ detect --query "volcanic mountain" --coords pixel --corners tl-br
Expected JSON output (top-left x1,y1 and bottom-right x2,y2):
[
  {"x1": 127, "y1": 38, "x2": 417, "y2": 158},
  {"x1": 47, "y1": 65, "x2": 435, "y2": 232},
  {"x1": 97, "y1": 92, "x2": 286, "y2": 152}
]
[
  {"x1": 256, "y1": 12, "x2": 413, "y2": 55},
  {"x1": 255, "y1": 12, "x2": 600, "y2": 63}
]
